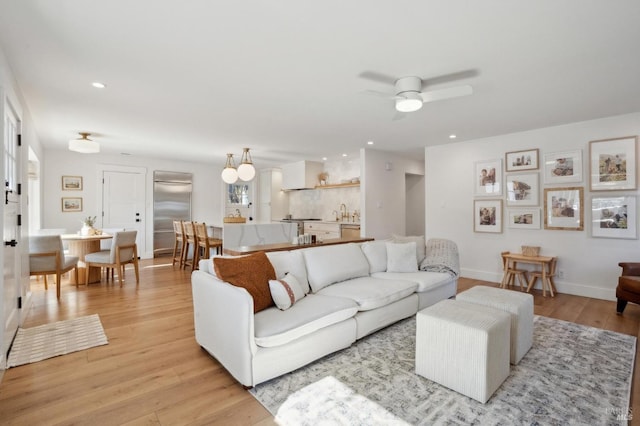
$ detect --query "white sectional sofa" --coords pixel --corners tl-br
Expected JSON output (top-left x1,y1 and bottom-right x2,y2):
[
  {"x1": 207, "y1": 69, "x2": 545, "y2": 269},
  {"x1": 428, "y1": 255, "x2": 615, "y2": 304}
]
[{"x1": 191, "y1": 238, "x2": 459, "y2": 387}]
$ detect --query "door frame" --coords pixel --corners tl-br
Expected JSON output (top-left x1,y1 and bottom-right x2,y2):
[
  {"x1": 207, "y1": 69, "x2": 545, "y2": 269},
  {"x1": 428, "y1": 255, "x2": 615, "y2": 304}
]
[{"x1": 96, "y1": 164, "x2": 150, "y2": 258}]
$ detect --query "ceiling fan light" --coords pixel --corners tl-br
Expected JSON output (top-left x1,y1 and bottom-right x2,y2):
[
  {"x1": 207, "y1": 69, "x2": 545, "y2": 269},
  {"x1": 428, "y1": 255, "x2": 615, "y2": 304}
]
[
  {"x1": 221, "y1": 153, "x2": 238, "y2": 184},
  {"x1": 237, "y1": 148, "x2": 256, "y2": 181},
  {"x1": 68, "y1": 132, "x2": 100, "y2": 153},
  {"x1": 395, "y1": 92, "x2": 423, "y2": 112}
]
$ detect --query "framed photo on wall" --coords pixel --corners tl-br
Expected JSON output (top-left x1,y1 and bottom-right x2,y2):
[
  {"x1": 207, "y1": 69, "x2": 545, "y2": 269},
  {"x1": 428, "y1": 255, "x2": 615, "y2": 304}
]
[
  {"x1": 505, "y1": 148, "x2": 539, "y2": 172},
  {"x1": 474, "y1": 159, "x2": 502, "y2": 196},
  {"x1": 591, "y1": 195, "x2": 637, "y2": 239},
  {"x1": 506, "y1": 173, "x2": 539, "y2": 206},
  {"x1": 474, "y1": 199, "x2": 502, "y2": 233},
  {"x1": 62, "y1": 175, "x2": 83, "y2": 190},
  {"x1": 507, "y1": 208, "x2": 541, "y2": 229},
  {"x1": 62, "y1": 197, "x2": 82, "y2": 212},
  {"x1": 543, "y1": 150, "x2": 582, "y2": 184},
  {"x1": 543, "y1": 187, "x2": 584, "y2": 231},
  {"x1": 589, "y1": 136, "x2": 637, "y2": 191}
]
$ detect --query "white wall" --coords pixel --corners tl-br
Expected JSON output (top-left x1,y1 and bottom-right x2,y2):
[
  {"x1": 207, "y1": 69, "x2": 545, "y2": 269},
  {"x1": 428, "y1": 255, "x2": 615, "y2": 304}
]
[
  {"x1": 43, "y1": 149, "x2": 224, "y2": 258},
  {"x1": 406, "y1": 174, "x2": 425, "y2": 236},
  {"x1": 425, "y1": 112, "x2": 640, "y2": 301},
  {"x1": 362, "y1": 148, "x2": 425, "y2": 239}
]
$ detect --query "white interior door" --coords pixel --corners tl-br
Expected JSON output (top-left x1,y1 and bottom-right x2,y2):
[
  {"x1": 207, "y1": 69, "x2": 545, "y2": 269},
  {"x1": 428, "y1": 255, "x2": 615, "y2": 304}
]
[
  {"x1": 3, "y1": 103, "x2": 20, "y2": 360},
  {"x1": 102, "y1": 170, "x2": 145, "y2": 253}
]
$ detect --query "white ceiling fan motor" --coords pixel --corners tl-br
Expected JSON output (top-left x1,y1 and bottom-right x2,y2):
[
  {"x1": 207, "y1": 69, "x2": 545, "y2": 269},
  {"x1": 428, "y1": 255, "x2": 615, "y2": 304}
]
[{"x1": 395, "y1": 76, "x2": 423, "y2": 112}]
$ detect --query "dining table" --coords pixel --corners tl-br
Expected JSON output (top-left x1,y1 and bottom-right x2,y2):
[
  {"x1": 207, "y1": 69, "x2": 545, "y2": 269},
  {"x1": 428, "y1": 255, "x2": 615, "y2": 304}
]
[{"x1": 61, "y1": 233, "x2": 113, "y2": 284}]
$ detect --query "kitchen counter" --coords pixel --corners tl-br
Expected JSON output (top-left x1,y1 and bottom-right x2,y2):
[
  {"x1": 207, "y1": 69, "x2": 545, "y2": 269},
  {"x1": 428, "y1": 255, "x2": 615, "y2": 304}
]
[{"x1": 223, "y1": 236, "x2": 373, "y2": 256}]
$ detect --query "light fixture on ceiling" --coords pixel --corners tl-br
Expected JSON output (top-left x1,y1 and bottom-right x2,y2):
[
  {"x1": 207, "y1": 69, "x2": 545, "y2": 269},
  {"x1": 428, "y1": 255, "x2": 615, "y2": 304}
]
[
  {"x1": 221, "y1": 153, "x2": 239, "y2": 184},
  {"x1": 92, "y1": 82, "x2": 106, "y2": 89},
  {"x1": 68, "y1": 132, "x2": 100, "y2": 153},
  {"x1": 395, "y1": 92, "x2": 423, "y2": 112},
  {"x1": 237, "y1": 148, "x2": 256, "y2": 181}
]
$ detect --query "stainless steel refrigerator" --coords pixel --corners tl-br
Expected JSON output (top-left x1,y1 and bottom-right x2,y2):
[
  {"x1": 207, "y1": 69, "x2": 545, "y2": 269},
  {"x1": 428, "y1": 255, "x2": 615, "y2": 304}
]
[{"x1": 153, "y1": 171, "x2": 192, "y2": 257}]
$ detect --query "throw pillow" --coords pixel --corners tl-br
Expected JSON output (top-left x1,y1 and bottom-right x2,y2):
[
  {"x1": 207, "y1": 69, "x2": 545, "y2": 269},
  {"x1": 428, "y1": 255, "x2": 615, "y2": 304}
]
[
  {"x1": 269, "y1": 273, "x2": 306, "y2": 310},
  {"x1": 392, "y1": 234, "x2": 426, "y2": 264},
  {"x1": 213, "y1": 251, "x2": 276, "y2": 313},
  {"x1": 386, "y1": 241, "x2": 418, "y2": 273},
  {"x1": 361, "y1": 240, "x2": 389, "y2": 273}
]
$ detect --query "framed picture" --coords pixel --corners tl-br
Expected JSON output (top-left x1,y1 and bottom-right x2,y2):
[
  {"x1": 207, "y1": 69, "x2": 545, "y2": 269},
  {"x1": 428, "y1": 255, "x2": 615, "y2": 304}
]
[
  {"x1": 506, "y1": 173, "x2": 539, "y2": 206},
  {"x1": 591, "y1": 196, "x2": 637, "y2": 239},
  {"x1": 505, "y1": 148, "x2": 539, "y2": 172},
  {"x1": 589, "y1": 136, "x2": 637, "y2": 191},
  {"x1": 62, "y1": 197, "x2": 83, "y2": 212},
  {"x1": 474, "y1": 159, "x2": 502, "y2": 196},
  {"x1": 62, "y1": 175, "x2": 83, "y2": 191},
  {"x1": 544, "y1": 187, "x2": 584, "y2": 231},
  {"x1": 543, "y1": 150, "x2": 582, "y2": 184},
  {"x1": 474, "y1": 199, "x2": 502, "y2": 233},
  {"x1": 507, "y1": 208, "x2": 541, "y2": 229}
]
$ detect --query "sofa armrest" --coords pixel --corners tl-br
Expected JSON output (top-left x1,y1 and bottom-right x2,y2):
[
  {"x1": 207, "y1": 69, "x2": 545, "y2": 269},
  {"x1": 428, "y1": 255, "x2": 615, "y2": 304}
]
[
  {"x1": 619, "y1": 262, "x2": 640, "y2": 277},
  {"x1": 191, "y1": 270, "x2": 257, "y2": 387}
]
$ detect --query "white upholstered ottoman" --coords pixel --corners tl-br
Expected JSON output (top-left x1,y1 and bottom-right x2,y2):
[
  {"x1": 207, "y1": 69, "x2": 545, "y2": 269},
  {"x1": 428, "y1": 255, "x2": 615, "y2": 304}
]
[
  {"x1": 456, "y1": 286, "x2": 533, "y2": 364},
  {"x1": 415, "y1": 299, "x2": 510, "y2": 403}
]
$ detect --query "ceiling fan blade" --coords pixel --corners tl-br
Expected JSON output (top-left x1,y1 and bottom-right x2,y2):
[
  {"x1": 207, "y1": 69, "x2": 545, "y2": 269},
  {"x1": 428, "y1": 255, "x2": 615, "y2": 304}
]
[
  {"x1": 421, "y1": 85, "x2": 473, "y2": 103},
  {"x1": 358, "y1": 71, "x2": 397, "y2": 86},
  {"x1": 392, "y1": 111, "x2": 407, "y2": 121},
  {"x1": 362, "y1": 89, "x2": 394, "y2": 98},
  {"x1": 422, "y1": 69, "x2": 479, "y2": 87}
]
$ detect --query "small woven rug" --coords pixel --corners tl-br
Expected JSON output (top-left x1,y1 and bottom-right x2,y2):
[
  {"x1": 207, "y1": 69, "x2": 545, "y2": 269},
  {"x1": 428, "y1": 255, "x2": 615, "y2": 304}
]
[
  {"x1": 7, "y1": 314, "x2": 108, "y2": 367},
  {"x1": 250, "y1": 316, "x2": 636, "y2": 425}
]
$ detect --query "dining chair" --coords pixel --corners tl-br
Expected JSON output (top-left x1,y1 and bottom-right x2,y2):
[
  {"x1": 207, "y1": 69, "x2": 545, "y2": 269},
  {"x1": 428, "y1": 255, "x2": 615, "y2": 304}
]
[
  {"x1": 194, "y1": 222, "x2": 223, "y2": 268},
  {"x1": 84, "y1": 230, "x2": 140, "y2": 287},
  {"x1": 182, "y1": 221, "x2": 197, "y2": 270},
  {"x1": 29, "y1": 235, "x2": 79, "y2": 299},
  {"x1": 172, "y1": 220, "x2": 186, "y2": 268},
  {"x1": 500, "y1": 251, "x2": 527, "y2": 291}
]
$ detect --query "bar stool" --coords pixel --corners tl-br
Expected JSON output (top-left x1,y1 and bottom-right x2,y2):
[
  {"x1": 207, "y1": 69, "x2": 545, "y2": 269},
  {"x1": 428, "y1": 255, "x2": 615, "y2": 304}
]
[
  {"x1": 194, "y1": 222, "x2": 223, "y2": 268},
  {"x1": 172, "y1": 220, "x2": 186, "y2": 267},
  {"x1": 182, "y1": 221, "x2": 197, "y2": 270}
]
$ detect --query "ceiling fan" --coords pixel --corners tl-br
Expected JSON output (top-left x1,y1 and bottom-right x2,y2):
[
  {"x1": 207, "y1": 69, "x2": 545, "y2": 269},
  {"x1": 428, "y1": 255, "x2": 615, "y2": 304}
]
[{"x1": 359, "y1": 69, "x2": 477, "y2": 113}]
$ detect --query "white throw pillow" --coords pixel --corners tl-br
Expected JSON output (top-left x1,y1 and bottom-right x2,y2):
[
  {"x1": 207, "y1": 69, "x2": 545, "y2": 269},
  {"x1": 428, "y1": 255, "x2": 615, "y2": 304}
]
[
  {"x1": 361, "y1": 240, "x2": 388, "y2": 273},
  {"x1": 386, "y1": 242, "x2": 418, "y2": 273},
  {"x1": 392, "y1": 234, "x2": 426, "y2": 264},
  {"x1": 269, "y1": 273, "x2": 306, "y2": 310}
]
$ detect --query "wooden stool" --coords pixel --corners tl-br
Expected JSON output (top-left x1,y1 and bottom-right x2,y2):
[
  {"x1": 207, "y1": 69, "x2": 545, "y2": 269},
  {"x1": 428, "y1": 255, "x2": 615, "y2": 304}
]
[
  {"x1": 500, "y1": 251, "x2": 528, "y2": 291},
  {"x1": 527, "y1": 257, "x2": 557, "y2": 297}
]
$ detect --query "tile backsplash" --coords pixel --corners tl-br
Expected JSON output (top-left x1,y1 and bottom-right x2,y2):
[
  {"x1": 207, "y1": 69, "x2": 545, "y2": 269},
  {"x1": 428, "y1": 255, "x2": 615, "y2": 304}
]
[{"x1": 289, "y1": 187, "x2": 360, "y2": 221}]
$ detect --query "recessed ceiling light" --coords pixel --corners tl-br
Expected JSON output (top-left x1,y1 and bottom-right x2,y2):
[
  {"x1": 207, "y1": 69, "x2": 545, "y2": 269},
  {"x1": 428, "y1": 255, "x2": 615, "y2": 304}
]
[
  {"x1": 449, "y1": 134, "x2": 457, "y2": 139},
  {"x1": 342, "y1": 153, "x2": 348, "y2": 157},
  {"x1": 92, "y1": 82, "x2": 106, "y2": 89},
  {"x1": 322, "y1": 157, "x2": 328, "y2": 161},
  {"x1": 367, "y1": 141, "x2": 374, "y2": 145}
]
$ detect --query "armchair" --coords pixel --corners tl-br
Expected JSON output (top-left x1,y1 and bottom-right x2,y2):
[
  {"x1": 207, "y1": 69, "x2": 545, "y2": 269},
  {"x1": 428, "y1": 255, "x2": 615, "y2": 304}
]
[{"x1": 616, "y1": 262, "x2": 640, "y2": 314}]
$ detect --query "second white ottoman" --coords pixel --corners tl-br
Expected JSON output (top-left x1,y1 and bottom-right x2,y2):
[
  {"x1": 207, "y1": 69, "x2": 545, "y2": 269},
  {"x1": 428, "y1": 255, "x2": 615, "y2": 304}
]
[
  {"x1": 456, "y1": 286, "x2": 534, "y2": 364},
  {"x1": 415, "y1": 299, "x2": 511, "y2": 404}
]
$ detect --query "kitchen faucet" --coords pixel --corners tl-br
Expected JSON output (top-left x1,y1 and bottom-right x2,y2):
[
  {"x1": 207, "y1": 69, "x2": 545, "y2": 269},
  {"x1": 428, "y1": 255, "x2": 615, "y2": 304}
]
[{"x1": 340, "y1": 203, "x2": 348, "y2": 221}]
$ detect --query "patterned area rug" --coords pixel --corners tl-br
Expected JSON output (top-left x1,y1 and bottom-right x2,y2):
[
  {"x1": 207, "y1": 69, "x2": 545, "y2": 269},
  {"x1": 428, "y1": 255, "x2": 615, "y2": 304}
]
[
  {"x1": 250, "y1": 316, "x2": 636, "y2": 425},
  {"x1": 7, "y1": 314, "x2": 108, "y2": 368}
]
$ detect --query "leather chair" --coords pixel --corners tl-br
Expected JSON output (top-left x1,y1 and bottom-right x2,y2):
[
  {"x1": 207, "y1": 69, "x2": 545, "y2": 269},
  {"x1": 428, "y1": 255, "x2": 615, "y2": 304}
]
[
  {"x1": 616, "y1": 262, "x2": 640, "y2": 314},
  {"x1": 29, "y1": 235, "x2": 79, "y2": 299},
  {"x1": 84, "y1": 230, "x2": 140, "y2": 287}
]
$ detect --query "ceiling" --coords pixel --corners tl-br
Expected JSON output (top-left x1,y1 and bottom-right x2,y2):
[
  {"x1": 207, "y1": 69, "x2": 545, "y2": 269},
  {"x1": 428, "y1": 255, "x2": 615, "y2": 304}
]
[{"x1": 1, "y1": 1, "x2": 639, "y2": 168}]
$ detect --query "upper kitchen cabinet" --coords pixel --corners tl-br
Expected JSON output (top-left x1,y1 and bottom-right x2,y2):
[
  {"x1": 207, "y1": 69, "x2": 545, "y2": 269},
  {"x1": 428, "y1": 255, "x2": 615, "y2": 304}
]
[
  {"x1": 282, "y1": 160, "x2": 323, "y2": 190},
  {"x1": 257, "y1": 168, "x2": 289, "y2": 222}
]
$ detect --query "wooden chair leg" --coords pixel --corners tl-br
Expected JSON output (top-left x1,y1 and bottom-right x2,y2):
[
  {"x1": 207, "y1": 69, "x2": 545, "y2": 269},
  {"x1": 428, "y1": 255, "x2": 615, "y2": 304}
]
[
  {"x1": 56, "y1": 273, "x2": 61, "y2": 299},
  {"x1": 44, "y1": 274, "x2": 48, "y2": 289}
]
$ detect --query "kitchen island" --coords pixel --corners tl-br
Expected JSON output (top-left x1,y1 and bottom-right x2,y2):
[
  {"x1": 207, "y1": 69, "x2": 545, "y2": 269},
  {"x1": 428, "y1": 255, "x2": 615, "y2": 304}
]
[{"x1": 223, "y1": 236, "x2": 373, "y2": 256}]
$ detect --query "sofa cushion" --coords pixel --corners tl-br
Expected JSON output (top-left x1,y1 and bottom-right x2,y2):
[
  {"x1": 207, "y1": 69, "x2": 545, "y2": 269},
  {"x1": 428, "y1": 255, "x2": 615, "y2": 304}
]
[
  {"x1": 266, "y1": 250, "x2": 310, "y2": 293},
  {"x1": 317, "y1": 276, "x2": 418, "y2": 311},
  {"x1": 254, "y1": 294, "x2": 358, "y2": 348},
  {"x1": 372, "y1": 271, "x2": 453, "y2": 292},
  {"x1": 213, "y1": 252, "x2": 275, "y2": 313},
  {"x1": 392, "y1": 234, "x2": 426, "y2": 264},
  {"x1": 361, "y1": 240, "x2": 388, "y2": 273},
  {"x1": 386, "y1": 242, "x2": 418, "y2": 272},
  {"x1": 269, "y1": 273, "x2": 306, "y2": 310},
  {"x1": 302, "y1": 244, "x2": 370, "y2": 293}
]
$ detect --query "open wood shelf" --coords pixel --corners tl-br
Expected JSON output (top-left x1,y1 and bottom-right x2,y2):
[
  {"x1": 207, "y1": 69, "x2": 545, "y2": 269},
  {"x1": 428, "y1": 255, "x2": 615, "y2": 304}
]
[{"x1": 314, "y1": 182, "x2": 360, "y2": 189}]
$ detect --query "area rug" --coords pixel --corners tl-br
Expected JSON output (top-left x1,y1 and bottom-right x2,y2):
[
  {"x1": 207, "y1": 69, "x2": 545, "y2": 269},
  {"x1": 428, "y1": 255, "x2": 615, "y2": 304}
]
[
  {"x1": 7, "y1": 314, "x2": 108, "y2": 367},
  {"x1": 250, "y1": 316, "x2": 636, "y2": 425}
]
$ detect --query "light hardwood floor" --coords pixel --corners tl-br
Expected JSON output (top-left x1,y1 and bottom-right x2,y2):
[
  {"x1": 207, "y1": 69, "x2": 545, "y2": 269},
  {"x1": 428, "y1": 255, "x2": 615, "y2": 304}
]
[{"x1": 0, "y1": 259, "x2": 638, "y2": 425}]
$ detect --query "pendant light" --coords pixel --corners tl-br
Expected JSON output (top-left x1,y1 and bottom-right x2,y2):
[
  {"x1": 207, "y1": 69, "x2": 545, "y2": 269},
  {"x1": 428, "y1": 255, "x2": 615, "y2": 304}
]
[
  {"x1": 69, "y1": 132, "x2": 100, "y2": 153},
  {"x1": 237, "y1": 148, "x2": 256, "y2": 181},
  {"x1": 221, "y1": 153, "x2": 239, "y2": 184}
]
